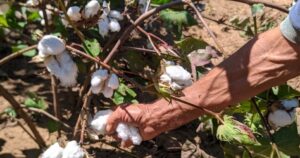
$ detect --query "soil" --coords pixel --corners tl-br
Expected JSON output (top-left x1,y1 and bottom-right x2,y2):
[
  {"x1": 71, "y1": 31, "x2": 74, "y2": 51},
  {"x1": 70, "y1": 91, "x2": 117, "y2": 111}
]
[{"x1": 0, "y1": 0, "x2": 295, "y2": 158}]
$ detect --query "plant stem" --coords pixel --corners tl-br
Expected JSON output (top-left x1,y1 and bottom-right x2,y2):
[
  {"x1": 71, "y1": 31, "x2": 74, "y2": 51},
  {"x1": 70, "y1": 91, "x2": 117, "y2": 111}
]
[
  {"x1": 51, "y1": 75, "x2": 61, "y2": 136},
  {"x1": 253, "y1": 16, "x2": 258, "y2": 35},
  {"x1": 0, "y1": 45, "x2": 37, "y2": 66},
  {"x1": 0, "y1": 84, "x2": 46, "y2": 148},
  {"x1": 229, "y1": 0, "x2": 289, "y2": 13},
  {"x1": 79, "y1": 90, "x2": 93, "y2": 144}
]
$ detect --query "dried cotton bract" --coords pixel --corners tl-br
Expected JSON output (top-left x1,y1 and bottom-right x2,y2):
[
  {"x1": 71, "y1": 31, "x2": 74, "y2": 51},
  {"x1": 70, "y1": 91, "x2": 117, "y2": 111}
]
[
  {"x1": 83, "y1": 0, "x2": 100, "y2": 19},
  {"x1": 89, "y1": 110, "x2": 143, "y2": 145},
  {"x1": 41, "y1": 142, "x2": 64, "y2": 158},
  {"x1": 67, "y1": 6, "x2": 82, "y2": 21},
  {"x1": 62, "y1": 141, "x2": 85, "y2": 158}
]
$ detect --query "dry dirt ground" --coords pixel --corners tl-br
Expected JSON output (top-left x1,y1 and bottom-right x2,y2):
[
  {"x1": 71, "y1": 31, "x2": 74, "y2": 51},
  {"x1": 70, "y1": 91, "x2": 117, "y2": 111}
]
[{"x1": 0, "y1": 0, "x2": 295, "y2": 158}]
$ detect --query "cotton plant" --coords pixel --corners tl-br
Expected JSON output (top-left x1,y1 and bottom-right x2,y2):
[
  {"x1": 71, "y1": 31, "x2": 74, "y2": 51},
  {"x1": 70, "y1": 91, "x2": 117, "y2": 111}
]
[
  {"x1": 38, "y1": 35, "x2": 78, "y2": 87},
  {"x1": 90, "y1": 69, "x2": 119, "y2": 98},
  {"x1": 268, "y1": 98, "x2": 299, "y2": 129},
  {"x1": 159, "y1": 61, "x2": 193, "y2": 91},
  {"x1": 41, "y1": 141, "x2": 85, "y2": 158},
  {"x1": 89, "y1": 110, "x2": 143, "y2": 145}
]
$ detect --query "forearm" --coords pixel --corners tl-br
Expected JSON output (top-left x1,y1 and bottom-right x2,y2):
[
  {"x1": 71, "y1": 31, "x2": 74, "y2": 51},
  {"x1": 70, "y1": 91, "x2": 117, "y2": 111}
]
[{"x1": 146, "y1": 27, "x2": 300, "y2": 132}]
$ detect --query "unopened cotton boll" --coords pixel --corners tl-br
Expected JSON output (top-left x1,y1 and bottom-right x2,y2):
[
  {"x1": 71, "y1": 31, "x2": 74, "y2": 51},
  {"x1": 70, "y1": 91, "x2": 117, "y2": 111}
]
[
  {"x1": 89, "y1": 110, "x2": 113, "y2": 135},
  {"x1": 83, "y1": 0, "x2": 100, "y2": 19},
  {"x1": 281, "y1": 99, "x2": 299, "y2": 110},
  {"x1": 109, "y1": 19, "x2": 121, "y2": 32},
  {"x1": 38, "y1": 35, "x2": 65, "y2": 57},
  {"x1": 41, "y1": 142, "x2": 64, "y2": 158},
  {"x1": 98, "y1": 16, "x2": 109, "y2": 37},
  {"x1": 62, "y1": 141, "x2": 84, "y2": 158},
  {"x1": 268, "y1": 110, "x2": 294, "y2": 129},
  {"x1": 67, "y1": 6, "x2": 82, "y2": 21},
  {"x1": 166, "y1": 65, "x2": 191, "y2": 81},
  {"x1": 107, "y1": 73, "x2": 119, "y2": 89},
  {"x1": 102, "y1": 86, "x2": 114, "y2": 98},
  {"x1": 109, "y1": 10, "x2": 123, "y2": 21}
]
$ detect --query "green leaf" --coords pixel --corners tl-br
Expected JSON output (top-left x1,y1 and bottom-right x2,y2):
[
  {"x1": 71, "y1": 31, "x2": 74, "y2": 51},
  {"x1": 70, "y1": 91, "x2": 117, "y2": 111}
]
[
  {"x1": 12, "y1": 44, "x2": 37, "y2": 57},
  {"x1": 0, "y1": 15, "x2": 8, "y2": 27},
  {"x1": 27, "y1": 11, "x2": 40, "y2": 21},
  {"x1": 47, "y1": 120, "x2": 59, "y2": 133},
  {"x1": 272, "y1": 84, "x2": 300, "y2": 99},
  {"x1": 159, "y1": 9, "x2": 197, "y2": 31},
  {"x1": 113, "y1": 83, "x2": 138, "y2": 105},
  {"x1": 24, "y1": 92, "x2": 47, "y2": 110},
  {"x1": 4, "y1": 107, "x2": 17, "y2": 118},
  {"x1": 251, "y1": 3, "x2": 264, "y2": 17},
  {"x1": 151, "y1": 0, "x2": 172, "y2": 5},
  {"x1": 112, "y1": 92, "x2": 125, "y2": 105},
  {"x1": 175, "y1": 37, "x2": 208, "y2": 54},
  {"x1": 84, "y1": 38, "x2": 101, "y2": 57},
  {"x1": 125, "y1": 87, "x2": 137, "y2": 97}
]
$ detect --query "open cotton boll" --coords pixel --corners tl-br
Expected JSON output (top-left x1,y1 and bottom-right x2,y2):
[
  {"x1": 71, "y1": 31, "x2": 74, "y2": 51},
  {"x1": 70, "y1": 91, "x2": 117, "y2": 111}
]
[
  {"x1": 55, "y1": 52, "x2": 78, "y2": 87},
  {"x1": 268, "y1": 109, "x2": 294, "y2": 129},
  {"x1": 91, "y1": 69, "x2": 109, "y2": 94},
  {"x1": 160, "y1": 73, "x2": 172, "y2": 84},
  {"x1": 41, "y1": 142, "x2": 64, "y2": 158},
  {"x1": 62, "y1": 141, "x2": 84, "y2": 158},
  {"x1": 281, "y1": 99, "x2": 299, "y2": 110},
  {"x1": 165, "y1": 65, "x2": 191, "y2": 81},
  {"x1": 107, "y1": 74, "x2": 119, "y2": 90},
  {"x1": 44, "y1": 56, "x2": 63, "y2": 77},
  {"x1": 67, "y1": 6, "x2": 82, "y2": 21},
  {"x1": 138, "y1": 0, "x2": 147, "y2": 13},
  {"x1": 0, "y1": 3, "x2": 9, "y2": 15},
  {"x1": 174, "y1": 79, "x2": 193, "y2": 88},
  {"x1": 128, "y1": 126, "x2": 142, "y2": 145},
  {"x1": 89, "y1": 110, "x2": 113, "y2": 135},
  {"x1": 98, "y1": 16, "x2": 109, "y2": 37},
  {"x1": 109, "y1": 19, "x2": 121, "y2": 32},
  {"x1": 83, "y1": 0, "x2": 100, "y2": 19},
  {"x1": 109, "y1": 10, "x2": 123, "y2": 21},
  {"x1": 102, "y1": 86, "x2": 114, "y2": 98},
  {"x1": 38, "y1": 35, "x2": 65, "y2": 56}
]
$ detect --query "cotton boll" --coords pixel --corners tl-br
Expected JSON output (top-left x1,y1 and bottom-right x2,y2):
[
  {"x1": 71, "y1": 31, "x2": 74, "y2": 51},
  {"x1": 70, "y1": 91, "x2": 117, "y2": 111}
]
[
  {"x1": 61, "y1": 15, "x2": 69, "y2": 27},
  {"x1": 41, "y1": 142, "x2": 64, "y2": 158},
  {"x1": 138, "y1": 0, "x2": 147, "y2": 13},
  {"x1": 91, "y1": 69, "x2": 109, "y2": 94},
  {"x1": 109, "y1": 19, "x2": 121, "y2": 32},
  {"x1": 102, "y1": 86, "x2": 114, "y2": 98},
  {"x1": 170, "y1": 82, "x2": 183, "y2": 91},
  {"x1": 174, "y1": 79, "x2": 193, "y2": 88},
  {"x1": 89, "y1": 110, "x2": 113, "y2": 135},
  {"x1": 0, "y1": 3, "x2": 9, "y2": 15},
  {"x1": 39, "y1": 10, "x2": 52, "y2": 20},
  {"x1": 268, "y1": 110, "x2": 294, "y2": 129},
  {"x1": 160, "y1": 73, "x2": 172, "y2": 84},
  {"x1": 26, "y1": 0, "x2": 39, "y2": 6},
  {"x1": 116, "y1": 123, "x2": 131, "y2": 141},
  {"x1": 38, "y1": 35, "x2": 65, "y2": 56},
  {"x1": 109, "y1": 10, "x2": 123, "y2": 21},
  {"x1": 281, "y1": 99, "x2": 299, "y2": 110},
  {"x1": 128, "y1": 126, "x2": 142, "y2": 145},
  {"x1": 83, "y1": 0, "x2": 100, "y2": 19},
  {"x1": 67, "y1": 6, "x2": 82, "y2": 21},
  {"x1": 166, "y1": 65, "x2": 191, "y2": 81},
  {"x1": 98, "y1": 16, "x2": 109, "y2": 37},
  {"x1": 107, "y1": 73, "x2": 119, "y2": 89},
  {"x1": 62, "y1": 141, "x2": 84, "y2": 158},
  {"x1": 44, "y1": 56, "x2": 63, "y2": 77},
  {"x1": 55, "y1": 52, "x2": 78, "y2": 87}
]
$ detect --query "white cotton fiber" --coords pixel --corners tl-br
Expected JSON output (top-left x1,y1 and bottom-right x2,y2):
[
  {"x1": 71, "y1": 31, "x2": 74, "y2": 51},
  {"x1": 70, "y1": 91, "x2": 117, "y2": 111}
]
[
  {"x1": 89, "y1": 110, "x2": 113, "y2": 135},
  {"x1": 268, "y1": 109, "x2": 294, "y2": 129},
  {"x1": 109, "y1": 10, "x2": 123, "y2": 21},
  {"x1": 109, "y1": 19, "x2": 121, "y2": 32},
  {"x1": 107, "y1": 73, "x2": 119, "y2": 90},
  {"x1": 98, "y1": 16, "x2": 110, "y2": 37},
  {"x1": 102, "y1": 86, "x2": 114, "y2": 98},
  {"x1": 62, "y1": 141, "x2": 84, "y2": 158},
  {"x1": 166, "y1": 65, "x2": 191, "y2": 81},
  {"x1": 128, "y1": 126, "x2": 143, "y2": 145},
  {"x1": 67, "y1": 6, "x2": 82, "y2": 21},
  {"x1": 41, "y1": 142, "x2": 64, "y2": 158},
  {"x1": 38, "y1": 35, "x2": 65, "y2": 57},
  {"x1": 83, "y1": 0, "x2": 100, "y2": 19},
  {"x1": 116, "y1": 123, "x2": 131, "y2": 141},
  {"x1": 160, "y1": 73, "x2": 172, "y2": 84},
  {"x1": 91, "y1": 69, "x2": 109, "y2": 94}
]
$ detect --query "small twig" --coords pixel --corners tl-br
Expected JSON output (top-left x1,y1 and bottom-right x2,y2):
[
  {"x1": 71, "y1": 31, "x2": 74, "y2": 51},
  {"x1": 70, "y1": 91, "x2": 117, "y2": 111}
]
[
  {"x1": 253, "y1": 16, "x2": 258, "y2": 35},
  {"x1": 97, "y1": 139, "x2": 139, "y2": 158},
  {"x1": 0, "y1": 45, "x2": 37, "y2": 66},
  {"x1": 251, "y1": 98, "x2": 281, "y2": 157},
  {"x1": 79, "y1": 90, "x2": 93, "y2": 144},
  {"x1": 24, "y1": 106, "x2": 72, "y2": 129},
  {"x1": 0, "y1": 84, "x2": 46, "y2": 148},
  {"x1": 229, "y1": 0, "x2": 289, "y2": 13},
  {"x1": 185, "y1": 0, "x2": 225, "y2": 54},
  {"x1": 170, "y1": 96, "x2": 224, "y2": 124},
  {"x1": 40, "y1": 0, "x2": 49, "y2": 33},
  {"x1": 121, "y1": 46, "x2": 156, "y2": 54},
  {"x1": 51, "y1": 75, "x2": 61, "y2": 136},
  {"x1": 103, "y1": 0, "x2": 184, "y2": 64}
]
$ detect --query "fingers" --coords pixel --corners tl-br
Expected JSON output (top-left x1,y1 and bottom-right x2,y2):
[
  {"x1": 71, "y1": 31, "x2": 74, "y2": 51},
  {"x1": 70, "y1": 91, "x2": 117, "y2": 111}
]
[{"x1": 106, "y1": 109, "x2": 121, "y2": 134}]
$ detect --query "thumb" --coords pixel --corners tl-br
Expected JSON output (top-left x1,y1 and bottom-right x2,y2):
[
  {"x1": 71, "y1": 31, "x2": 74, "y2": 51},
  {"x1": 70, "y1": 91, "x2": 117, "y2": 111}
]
[{"x1": 106, "y1": 110, "x2": 121, "y2": 134}]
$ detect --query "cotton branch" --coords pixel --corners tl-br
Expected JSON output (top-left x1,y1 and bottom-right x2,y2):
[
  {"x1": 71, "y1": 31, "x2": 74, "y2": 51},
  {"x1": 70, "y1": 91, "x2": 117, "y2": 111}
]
[
  {"x1": 229, "y1": 0, "x2": 289, "y2": 13},
  {"x1": 0, "y1": 45, "x2": 37, "y2": 66}
]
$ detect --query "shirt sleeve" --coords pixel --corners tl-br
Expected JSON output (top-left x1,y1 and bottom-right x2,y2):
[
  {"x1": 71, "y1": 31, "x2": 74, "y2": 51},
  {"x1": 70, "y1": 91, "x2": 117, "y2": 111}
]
[{"x1": 280, "y1": 0, "x2": 300, "y2": 43}]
